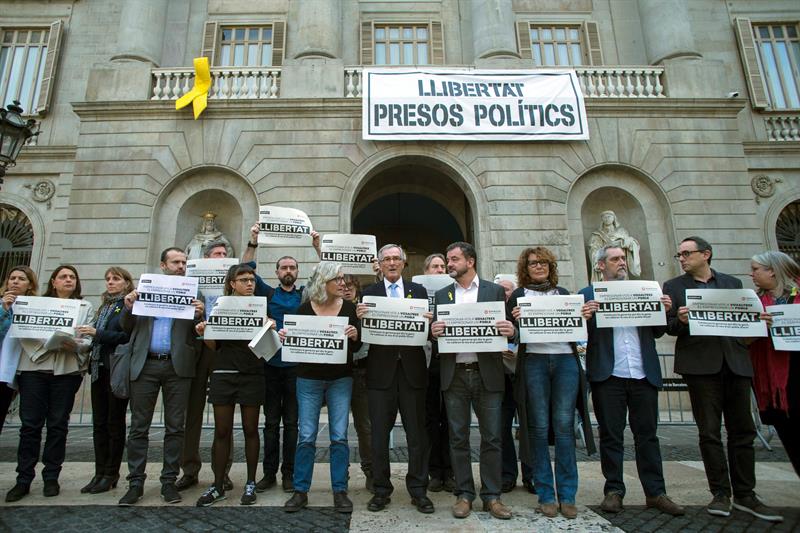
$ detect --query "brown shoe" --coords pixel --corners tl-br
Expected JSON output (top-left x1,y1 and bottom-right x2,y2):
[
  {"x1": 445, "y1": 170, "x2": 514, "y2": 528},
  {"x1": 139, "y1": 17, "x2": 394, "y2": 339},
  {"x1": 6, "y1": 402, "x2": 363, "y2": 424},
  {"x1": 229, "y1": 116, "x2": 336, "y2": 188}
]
[
  {"x1": 646, "y1": 494, "x2": 685, "y2": 516},
  {"x1": 536, "y1": 502, "x2": 558, "y2": 518},
  {"x1": 452, "y1": 498, "x2": 472, "y2": 519},
  {"x1": 483, "y1": 499, "x2": 512, "y2": 520},
  {"x1": 600, "y1": 491, "x2": 623, "y2": 513},
  {"x1": 560, "y1": 503, "x2": 578, "y2": 519}
]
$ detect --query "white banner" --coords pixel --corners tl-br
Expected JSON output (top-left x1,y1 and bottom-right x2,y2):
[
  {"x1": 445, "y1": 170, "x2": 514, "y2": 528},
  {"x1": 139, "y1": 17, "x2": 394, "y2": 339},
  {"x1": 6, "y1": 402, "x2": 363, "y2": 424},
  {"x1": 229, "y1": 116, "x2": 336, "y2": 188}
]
[
  {"x1": 133, "y1": 273, "x2": 199, "y2": 319},
  {"x1": 258, "y1": 205, "x2": 313, "y2": 245},
  {"x1": 766, "y1": 304, "x2": 800, "y2": 350},
  {"x1": 436, "y1": 301, "x2": 507, "y2": 353},
  {"x1": 361, "y1": 296, "x2": 429, "y2": 346},
  {"x1": 362, "y1": 68, "x2": 588, "y2": 141},
  {"x1": 205, "y1": 296, "x2": 268, "y2": 340},
  {"x1": 686, "y1": 289, "x2": 767, "y2": 337},
  {"x1": 186, "y1": 258, "x2": 239, "y2": 297},
  {"x1": 8, "y1": 296, "x2": 82, "y2": 339},
  {"x1": 593, "y1": 280, "x2": 666, "y2": 328},
  {"x1": 320, "y1": 234, "x2": 377, "y2": 275},
  {"x1": 412, "y1": 274, "x2": 453, "y2": 311},
  {"x1": 282, "y1": 314, "x2": 349, "y2": 364},
  {"x1": 517, "y1": 295, "x2": 586, "y2": 343}
]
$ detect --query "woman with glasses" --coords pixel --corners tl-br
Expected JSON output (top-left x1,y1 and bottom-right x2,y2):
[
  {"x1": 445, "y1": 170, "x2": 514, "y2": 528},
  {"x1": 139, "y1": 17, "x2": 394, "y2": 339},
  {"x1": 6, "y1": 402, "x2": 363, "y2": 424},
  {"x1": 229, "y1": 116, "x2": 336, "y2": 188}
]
[
  {"x1": 194, "y1": 264, "x2": 268, "y2": 506},
  {"x1": 283, "y1": 262, "x2": 360, "y2": 514},
  {"x1": 748, "y1": 251, "x2": 800, "y2": 476},
  {"x1": 507, "y1": 247, "x2": 593, "y2": 519}
]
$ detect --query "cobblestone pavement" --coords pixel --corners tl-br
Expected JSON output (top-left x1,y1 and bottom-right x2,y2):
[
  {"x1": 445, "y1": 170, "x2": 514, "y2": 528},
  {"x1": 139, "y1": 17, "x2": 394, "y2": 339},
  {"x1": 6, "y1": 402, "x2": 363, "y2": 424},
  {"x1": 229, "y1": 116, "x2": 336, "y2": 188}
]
[{"x1": 590, "y1": 505, "x2": 800, "y2": 533}]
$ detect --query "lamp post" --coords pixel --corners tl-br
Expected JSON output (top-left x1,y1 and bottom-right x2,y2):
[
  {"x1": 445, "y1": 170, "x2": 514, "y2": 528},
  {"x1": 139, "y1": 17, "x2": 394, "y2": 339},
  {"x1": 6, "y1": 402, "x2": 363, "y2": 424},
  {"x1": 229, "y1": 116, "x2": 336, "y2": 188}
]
[{"x1": 0, "y1": 101, "x2": 40, "y2": 189}]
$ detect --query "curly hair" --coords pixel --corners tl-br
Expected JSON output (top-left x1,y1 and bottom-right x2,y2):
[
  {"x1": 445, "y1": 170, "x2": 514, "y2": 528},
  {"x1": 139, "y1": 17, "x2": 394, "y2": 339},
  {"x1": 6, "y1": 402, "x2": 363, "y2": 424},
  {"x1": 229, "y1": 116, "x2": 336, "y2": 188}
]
[
  {"x1": 302, "y1": 261, "x2": 342, "y2": 304},
  {"x1": 516, "y1": 246, "x2": 559, "y2": 288}
]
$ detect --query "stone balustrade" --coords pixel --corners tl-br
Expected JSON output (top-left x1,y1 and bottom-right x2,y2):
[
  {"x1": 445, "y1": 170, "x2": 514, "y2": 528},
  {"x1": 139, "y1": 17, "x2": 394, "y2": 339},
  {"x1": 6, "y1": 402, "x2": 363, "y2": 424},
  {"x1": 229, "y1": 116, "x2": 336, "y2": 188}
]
[
  {"x1": 765, "y1": 114, "x2": 800, "y2": 141},
  {"x1": 150, "y1": 67, "x2": 281, "y2": 100},
  {"x1": 344, "y1": 66, "x2": 666, "y2": 98}
]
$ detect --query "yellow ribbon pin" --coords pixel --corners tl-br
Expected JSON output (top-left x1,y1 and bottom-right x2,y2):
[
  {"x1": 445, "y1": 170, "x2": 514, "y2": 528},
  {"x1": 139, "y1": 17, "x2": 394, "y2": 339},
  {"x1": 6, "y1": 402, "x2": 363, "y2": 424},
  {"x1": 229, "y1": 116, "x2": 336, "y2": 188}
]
[{"x1": 175, "y1": 57, "x2": 211, "y2": 119}]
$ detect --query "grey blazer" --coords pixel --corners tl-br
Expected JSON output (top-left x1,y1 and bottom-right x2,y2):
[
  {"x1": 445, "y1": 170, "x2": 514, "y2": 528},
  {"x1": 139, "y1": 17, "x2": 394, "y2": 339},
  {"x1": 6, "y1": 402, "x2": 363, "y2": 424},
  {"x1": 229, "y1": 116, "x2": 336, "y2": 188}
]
[
  {"x1": 433, "y1": 278, "x2": 509, "y2": 392},
  {"x1": 119, "y1": 305, "x2": 199, "y2": 381}
]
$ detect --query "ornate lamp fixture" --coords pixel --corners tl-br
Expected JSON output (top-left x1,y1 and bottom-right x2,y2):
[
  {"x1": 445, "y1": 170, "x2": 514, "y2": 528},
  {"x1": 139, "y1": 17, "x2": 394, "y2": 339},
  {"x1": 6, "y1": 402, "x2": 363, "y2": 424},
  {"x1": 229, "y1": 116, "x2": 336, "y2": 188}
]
[{"x1": 0, "y1": 101, "x2": 40, "y2": 188}]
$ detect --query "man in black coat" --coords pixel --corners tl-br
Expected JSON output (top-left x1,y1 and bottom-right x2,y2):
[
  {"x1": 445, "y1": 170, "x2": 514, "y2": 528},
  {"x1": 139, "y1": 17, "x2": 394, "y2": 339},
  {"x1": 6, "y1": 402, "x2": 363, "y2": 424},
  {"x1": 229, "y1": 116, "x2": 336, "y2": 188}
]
[
  {"x1": 356, "y1": 244, "x2": 434, "y2": 514},
  {"x1": 663, "y1": 236, "x2": 781, "y2": 522}
]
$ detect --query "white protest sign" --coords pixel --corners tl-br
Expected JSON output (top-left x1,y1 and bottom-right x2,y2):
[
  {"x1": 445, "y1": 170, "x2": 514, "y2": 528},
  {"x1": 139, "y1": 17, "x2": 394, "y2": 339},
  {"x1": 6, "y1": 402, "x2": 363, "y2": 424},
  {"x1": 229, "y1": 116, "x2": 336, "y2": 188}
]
[
  {"x1": 248, "y1": 321, "x2": 281, "y2": 360},
  {"x1": 319, "y1": 234, "x2": 377, "y2": 275},
  {"x1": 686, "y1": 288, "x2": 767, "y2": 337},
  {"x1": 258, "y1": 205, "x2": 313, "y2": 245},
  {"x1": 517, "y1": 295, "x2": 586, "y2": 343},
  {"x1": 282, "y1": 314, "x2": 349, "y2": 364},
  {"x1": 766, "y1": 304, "x2": 800, "y2": 350},
  {"x1": 361, "y1": 296, "x2": 429, "y2": 346},
  {"x1": 133, "y1": 273, "x2": 198, "y2": 319},
  {"x1": 412, "y1": 274, "x2": 453, "y2": 311},
  {"x1": 593, "y1": 280, "x2": 665, "y2": 328},
  {"x1": 362, "y1": 68, "x2": 588, "y2": 141},
  {"x1": 186, "y1": 258, "x2": 239, "y2": 298},
  {"x1": 8, "y1": 296, "x2": 82, "y2": 339},
  {"x1": 205, "y1": 296, "x2": 268, "y2": 340},
  {"x1": 436, "y1": 301, "x2": 507, "y2": 353}
]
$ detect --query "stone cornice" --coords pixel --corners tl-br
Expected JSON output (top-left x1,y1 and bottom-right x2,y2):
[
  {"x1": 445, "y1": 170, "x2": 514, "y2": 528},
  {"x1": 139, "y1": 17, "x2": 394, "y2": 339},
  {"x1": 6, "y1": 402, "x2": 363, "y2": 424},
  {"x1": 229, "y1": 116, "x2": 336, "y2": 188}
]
[
  {"x1": 15, "y1": 145, "x2": 78, "y2": 162},
  {"x1": 742, "y1": 141, "x2": 800, "y2": 157}
]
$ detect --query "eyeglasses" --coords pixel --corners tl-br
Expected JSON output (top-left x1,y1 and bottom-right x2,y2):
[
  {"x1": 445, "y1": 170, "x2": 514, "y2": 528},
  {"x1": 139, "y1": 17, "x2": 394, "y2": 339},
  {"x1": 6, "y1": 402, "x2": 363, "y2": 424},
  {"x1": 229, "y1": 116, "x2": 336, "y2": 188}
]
[
  {"x1": 234, "y1": 277, "x2": 256, "y2": 284},
  {"x1": 673, "y1": 250, "x2": 701, "y2": 260},
  {"x1": 381, "y1": 256, "x2": 403, "y2": 263},
  {"x1": 329, "y1": 276, "x2": 347, "y2": 284},
  {"x1": 527, "y1": 260, "x2": 549, "y2": 267}
]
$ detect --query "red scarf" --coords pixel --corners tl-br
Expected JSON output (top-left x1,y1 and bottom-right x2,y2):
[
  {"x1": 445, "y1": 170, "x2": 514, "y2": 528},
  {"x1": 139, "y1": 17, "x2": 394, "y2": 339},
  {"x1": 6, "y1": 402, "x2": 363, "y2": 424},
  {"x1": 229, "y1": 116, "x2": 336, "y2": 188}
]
[{"x1": 749, "y1": 290, "x2": 797, "y2": 413}]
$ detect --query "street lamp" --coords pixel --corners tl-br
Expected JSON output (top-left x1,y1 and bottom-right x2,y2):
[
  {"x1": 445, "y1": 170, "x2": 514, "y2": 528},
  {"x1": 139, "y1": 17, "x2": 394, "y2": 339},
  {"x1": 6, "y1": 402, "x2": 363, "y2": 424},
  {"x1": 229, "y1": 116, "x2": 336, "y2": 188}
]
[{"x1": 0, "y1": 101, "x2": 40, "y2": 188}]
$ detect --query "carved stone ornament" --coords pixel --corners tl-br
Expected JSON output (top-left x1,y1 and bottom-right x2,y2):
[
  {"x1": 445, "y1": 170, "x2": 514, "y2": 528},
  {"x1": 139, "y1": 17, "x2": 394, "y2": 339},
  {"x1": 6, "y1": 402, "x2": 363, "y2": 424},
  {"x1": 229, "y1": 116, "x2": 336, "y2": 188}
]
[
  {"x1": 751, "y1": 174, "x2": 781, "y2": 204},
  {"x1": 24, "y1": 179, "x2": 56, "y2": 208}
]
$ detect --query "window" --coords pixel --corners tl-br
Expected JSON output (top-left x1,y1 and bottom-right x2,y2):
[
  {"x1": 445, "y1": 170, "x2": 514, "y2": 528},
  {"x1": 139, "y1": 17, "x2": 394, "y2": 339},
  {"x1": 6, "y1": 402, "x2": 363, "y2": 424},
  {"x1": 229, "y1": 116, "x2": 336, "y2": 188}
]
[
  {"x1": 753, "y1": 23, "x2": 799, "y2": 109},
  {"x1": 361, "y1": 21, "x2": 444, "y2": 65},
  {"x1": 0, "y1": 21, "x2": 62, "y2": 115},
  {"x1": 516, "y1": 21, "x2": 602, "y2": 66},
  {"x1": 201, "y1": 21, "x2": 285, "y2": 67}
]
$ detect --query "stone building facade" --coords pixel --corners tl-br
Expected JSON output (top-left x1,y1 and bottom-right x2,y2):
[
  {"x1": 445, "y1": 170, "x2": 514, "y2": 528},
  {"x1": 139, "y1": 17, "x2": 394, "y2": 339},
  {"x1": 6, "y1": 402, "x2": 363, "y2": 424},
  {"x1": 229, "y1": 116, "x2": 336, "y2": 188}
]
[{"x1": 0, "y1": 0, "x2": 798, "y2": 302}]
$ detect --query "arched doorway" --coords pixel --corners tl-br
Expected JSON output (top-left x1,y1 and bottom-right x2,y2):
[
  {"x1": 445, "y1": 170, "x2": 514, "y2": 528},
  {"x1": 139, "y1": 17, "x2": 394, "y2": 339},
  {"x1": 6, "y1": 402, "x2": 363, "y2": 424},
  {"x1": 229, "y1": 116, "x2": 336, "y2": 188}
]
[
  {"x1": 0, "y1": 205, "x2": 34, "y2": 282},
  {"x1": 352, "y1": 160, "x2": 473, "y2": 275},
  {"x1": 776, "y1": 200, "x2": 800, "y2": 261}
]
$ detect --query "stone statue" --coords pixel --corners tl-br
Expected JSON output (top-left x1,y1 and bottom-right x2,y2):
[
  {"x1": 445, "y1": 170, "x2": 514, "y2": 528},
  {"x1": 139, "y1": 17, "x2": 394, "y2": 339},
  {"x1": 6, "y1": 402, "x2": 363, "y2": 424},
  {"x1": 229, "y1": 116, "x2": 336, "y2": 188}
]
[
  {"x1": 588, "y1": 210, "x2": 642, "y2": 281},
  {"x1": 185, "y1": 212, "x2": 233, "y2": 259}
]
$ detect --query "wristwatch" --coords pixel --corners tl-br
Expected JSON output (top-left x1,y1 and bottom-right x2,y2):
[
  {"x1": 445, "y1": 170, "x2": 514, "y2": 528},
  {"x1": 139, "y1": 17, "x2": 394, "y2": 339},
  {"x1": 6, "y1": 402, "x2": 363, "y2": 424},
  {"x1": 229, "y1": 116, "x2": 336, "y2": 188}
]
[{"x1": 247, "y1": 241, "x2": 258, "y2": 248}]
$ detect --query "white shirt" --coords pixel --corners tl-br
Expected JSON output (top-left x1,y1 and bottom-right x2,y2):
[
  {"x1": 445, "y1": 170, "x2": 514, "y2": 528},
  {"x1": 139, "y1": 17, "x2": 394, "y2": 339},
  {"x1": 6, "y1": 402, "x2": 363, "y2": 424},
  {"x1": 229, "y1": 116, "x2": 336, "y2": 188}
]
[
  {"x1": 454, "y1": 272, "x2": 480, "y2": 363},
  {"x1": 383, "y1": 277, "x2": 404, "y2": 298},
  {"x1": 612, "y1": 326, "x2": 645, "y2": 379}
]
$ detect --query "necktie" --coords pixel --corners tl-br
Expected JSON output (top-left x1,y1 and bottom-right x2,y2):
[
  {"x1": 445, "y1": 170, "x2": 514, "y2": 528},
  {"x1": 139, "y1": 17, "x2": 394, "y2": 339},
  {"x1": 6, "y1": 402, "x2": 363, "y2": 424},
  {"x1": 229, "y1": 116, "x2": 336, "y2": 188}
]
[{"x1": 389, "y1": 283, "x2": 399, "y2": 298}]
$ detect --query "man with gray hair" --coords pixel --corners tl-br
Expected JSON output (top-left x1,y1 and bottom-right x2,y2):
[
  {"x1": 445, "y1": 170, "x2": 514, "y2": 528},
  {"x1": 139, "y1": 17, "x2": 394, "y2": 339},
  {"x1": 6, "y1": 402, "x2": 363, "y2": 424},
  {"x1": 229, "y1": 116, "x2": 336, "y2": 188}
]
[{"x1": 356, "y1": 243, "x2": 434, "y2": 514}]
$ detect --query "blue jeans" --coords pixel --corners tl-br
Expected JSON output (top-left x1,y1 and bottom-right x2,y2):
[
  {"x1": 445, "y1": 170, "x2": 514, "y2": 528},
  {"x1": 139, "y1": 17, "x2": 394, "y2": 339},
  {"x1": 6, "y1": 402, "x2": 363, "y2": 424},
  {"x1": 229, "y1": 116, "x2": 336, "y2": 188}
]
[
  {"x1": 293, "y1": 376, "x2": 352, "y2": 493},
  {"x1": 524, "y1": 353, "x2": 579, "y2": 504}
]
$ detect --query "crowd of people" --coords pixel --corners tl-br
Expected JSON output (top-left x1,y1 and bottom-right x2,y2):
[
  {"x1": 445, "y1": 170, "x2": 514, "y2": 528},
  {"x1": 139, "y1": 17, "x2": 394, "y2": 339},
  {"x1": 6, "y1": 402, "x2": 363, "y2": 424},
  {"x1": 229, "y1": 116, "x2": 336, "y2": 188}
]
[{"x1": 0, "y1": 229, "x2": 796, "y2": 524}]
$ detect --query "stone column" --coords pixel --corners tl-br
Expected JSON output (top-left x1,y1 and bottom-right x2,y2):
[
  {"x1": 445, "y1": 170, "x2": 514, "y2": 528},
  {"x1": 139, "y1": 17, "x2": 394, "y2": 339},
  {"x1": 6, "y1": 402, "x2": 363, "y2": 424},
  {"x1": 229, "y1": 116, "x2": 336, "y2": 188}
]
[
  {"x1": 638, "y1": 0, "x2": 701, "y2": 64},
  {"x1": 111, "y1": 0, "x2": 168, "y2": 65},
  {"x1": 471, "y1": 0, "x2": 519, "y2": 60},
  {"x1": 288, "y1": 0, "x2": 341, "y2": 59}
]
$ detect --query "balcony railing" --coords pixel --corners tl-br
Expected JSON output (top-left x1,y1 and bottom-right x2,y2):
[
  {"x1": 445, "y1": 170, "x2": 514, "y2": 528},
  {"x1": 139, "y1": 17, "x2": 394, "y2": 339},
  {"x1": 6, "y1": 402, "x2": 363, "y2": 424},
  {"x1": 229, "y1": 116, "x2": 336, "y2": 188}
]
[
  {"x1": 765, "y1": 114, "x2": 800, "y2": 141},
  {"x1": 344, "y1": 66, "x2": 666, "y2": 98},
  {"x1": 150, "y1": 67, "x2": 281, "y2": 100}
]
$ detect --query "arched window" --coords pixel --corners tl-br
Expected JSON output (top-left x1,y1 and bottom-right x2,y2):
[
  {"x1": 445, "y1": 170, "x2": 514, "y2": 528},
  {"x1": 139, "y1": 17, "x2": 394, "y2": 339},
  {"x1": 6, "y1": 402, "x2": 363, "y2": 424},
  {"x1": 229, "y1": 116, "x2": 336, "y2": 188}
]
[
  {"x1": 776, "y1": 200, "x2": 800, "y2": 261},
  {"x1": 0, "y1": 205, "x2": 34, "y2": 282}
]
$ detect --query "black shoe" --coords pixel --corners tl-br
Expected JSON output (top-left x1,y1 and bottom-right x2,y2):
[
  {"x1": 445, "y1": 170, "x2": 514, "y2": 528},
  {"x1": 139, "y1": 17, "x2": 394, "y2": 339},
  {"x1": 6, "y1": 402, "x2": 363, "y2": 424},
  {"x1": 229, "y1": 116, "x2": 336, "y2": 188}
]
[
  {"x1": 90, "y1": 475, "x2": 119, "y2": 494},
  {"x1": 443, "y1": 476, "x2": 456, "y2": 493},
  {"x1": 501, "y1": 479, "x2": 515, "y2": 493},
  {"x1": 368, "y1": 494, "x2": 391, "y2": 511},
  {"x1": 196, "y1": 485, "x2": 226, "y2": 507},
  {"x1": 411, "y1": 495, "x2": 435, "y2": 514},
  {"x1": 161, "y1": 483, "x2": 182, "y2": 504},
  {"x1": 428, "y1": 477, "x2": 444, "y2": 492},
  {"x1": 256, "y1": 474, "x2": 276, "y2": 493},
  {"x1": 43, "y1": 480, "x2": 60, "y2": 497},
  {"x1": 81, "y1": 476, "x2": 101, "y2": 494},
  {"x1": 334, "y1": 491, "x2": 353, "y2": 513},
  {"x1": 241, "y1": 481, "x2": 257, "y2": 505},
  {"x1": 5, "y1": 483, "x2": 30, "y2": 503},
  {"x1": 118, "y1": 485, "x2": 143, "y2": 506},
  {"x1": 284, "y1": 491, "x2": 308, "y2": 513},
  {"x1": 282, "y1": 476, "x2": 294, "y2": 493},
  {"x1": 175, "y1": 475, "x2": 198, "y2": 492},
  {"x1": 222, "y1": 475, "x2": 234, "y2": 492},
  {"x1": 523, "y1": 480, "x2": 535, "y2": 494}
]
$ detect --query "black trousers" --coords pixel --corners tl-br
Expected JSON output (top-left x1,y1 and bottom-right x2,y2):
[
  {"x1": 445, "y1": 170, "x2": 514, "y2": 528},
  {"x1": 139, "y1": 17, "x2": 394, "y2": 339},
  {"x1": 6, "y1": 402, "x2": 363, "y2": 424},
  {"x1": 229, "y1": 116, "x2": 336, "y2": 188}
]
[
  {"x1": 0, "y1": 382, "x2": 14, "y2": 435},
  {"x1": 684, "y1": 361, "x2": 757, "y2": 499},
  {"x1": 425, "y1": 355, "x2": 451, "y2": 480},
  {"x1": 368, "y1": 363, "x2": 429, "y2": 498},
  {"x1": 501, "y1": 373, "x2": 533, "y2": 484},
  {"x1": 262, "y1": 364, "x2": 298, "y2": 478},
  {"x1": 591, "y1": 376, "x2": 666, "y2": 497},
  {"x1": 91, "y1": 366, "x2": 129, "y2": 478}
]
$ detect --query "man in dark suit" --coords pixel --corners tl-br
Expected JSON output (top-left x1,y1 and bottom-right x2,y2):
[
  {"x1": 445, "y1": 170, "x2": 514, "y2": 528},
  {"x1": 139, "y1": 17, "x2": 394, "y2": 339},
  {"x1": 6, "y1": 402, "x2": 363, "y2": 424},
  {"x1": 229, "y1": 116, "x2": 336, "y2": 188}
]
[
  {"x1": 356, "y1": 244, "x2": 434, "y2": 514},
  {"x1": 430, "y1": 242, "x2": 515, "y2": 520},
  {"x1": 580, "y1": 245, "x2": 684, "y2": 516},
  {"x1": 663, "y1": 236, "x2": 781, "y2": 522},
  {"x1": 117, "y1": 247, "x2": 204, "y2": 506}
]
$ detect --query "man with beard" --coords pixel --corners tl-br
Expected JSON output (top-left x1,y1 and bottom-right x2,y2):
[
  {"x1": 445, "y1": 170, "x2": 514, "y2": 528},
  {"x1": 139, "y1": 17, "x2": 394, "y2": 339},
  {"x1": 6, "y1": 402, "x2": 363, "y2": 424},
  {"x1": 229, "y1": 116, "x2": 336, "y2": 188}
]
[{"x1": 242, "y1": 223, "x2": 320, "y2": 493}]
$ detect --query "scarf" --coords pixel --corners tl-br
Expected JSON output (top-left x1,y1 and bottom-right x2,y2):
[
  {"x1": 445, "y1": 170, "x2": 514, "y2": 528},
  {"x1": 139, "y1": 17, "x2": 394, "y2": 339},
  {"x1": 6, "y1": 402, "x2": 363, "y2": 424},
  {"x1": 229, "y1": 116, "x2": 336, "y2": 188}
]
[
  {"x1": 525, "y1": 281, "x2": 553, "y2": 292},
  {"x1": 749, "y1": 288, "x2": 797, "y2": 414},
  {"x1": 90, "y1": 295, "x2": 124, "y2": 383}
]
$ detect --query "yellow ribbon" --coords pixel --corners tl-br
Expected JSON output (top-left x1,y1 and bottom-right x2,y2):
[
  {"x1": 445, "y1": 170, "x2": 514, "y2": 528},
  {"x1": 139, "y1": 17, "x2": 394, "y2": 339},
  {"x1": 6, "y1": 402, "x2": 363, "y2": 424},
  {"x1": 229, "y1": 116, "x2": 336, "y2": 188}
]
[{"x1": 175, "y1": 57, "x2": 211, "y2": 119}]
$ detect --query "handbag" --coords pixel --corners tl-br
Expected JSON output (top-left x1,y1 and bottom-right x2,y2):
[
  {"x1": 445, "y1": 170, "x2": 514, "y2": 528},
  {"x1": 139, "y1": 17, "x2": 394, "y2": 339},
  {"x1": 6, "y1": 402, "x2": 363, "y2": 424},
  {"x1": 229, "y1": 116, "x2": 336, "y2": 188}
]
[{"x1": 109, "y1": 339, "x2": 132, "y2": 399}]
